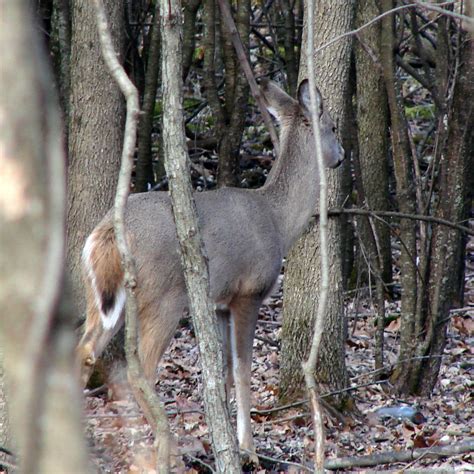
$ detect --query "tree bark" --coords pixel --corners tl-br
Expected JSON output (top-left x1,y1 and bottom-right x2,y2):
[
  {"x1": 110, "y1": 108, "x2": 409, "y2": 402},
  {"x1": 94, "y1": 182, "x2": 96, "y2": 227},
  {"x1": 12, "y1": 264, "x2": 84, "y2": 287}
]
[
  {"x1": 0, "y1": 2, "x2": 89, "y2": 472},
  {"x1": 160, "y1": 0, "x2": 241, "y2": 471},
  {"x1": 280, "y1": 0, "x2": 354, "y2": 405},
  {"x1": 378, "y1": 0, "x2": 420, "y2": 394},
  {"x1": 0, "y1": 350, "x2": 10, "y2": 469},
  {"x1": 412, "y1": 31, "x2": 473, "y2": 395},
  {"x1": 135, "y1": 0, "x2": 160, "y2": 193},
  {"x1": 354, "y1": 0, "x2": 392, "y2": 288},
  {"x1": 67, "y1": 0, "x2": 125, "y2": 316}
]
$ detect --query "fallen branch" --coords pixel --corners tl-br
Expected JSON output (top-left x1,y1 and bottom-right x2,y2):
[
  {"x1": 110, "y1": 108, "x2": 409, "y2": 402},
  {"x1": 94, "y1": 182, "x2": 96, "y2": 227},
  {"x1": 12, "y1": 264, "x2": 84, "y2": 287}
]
[{"x1": 324, "y1": 439, "x2": 474, "y2": 470}]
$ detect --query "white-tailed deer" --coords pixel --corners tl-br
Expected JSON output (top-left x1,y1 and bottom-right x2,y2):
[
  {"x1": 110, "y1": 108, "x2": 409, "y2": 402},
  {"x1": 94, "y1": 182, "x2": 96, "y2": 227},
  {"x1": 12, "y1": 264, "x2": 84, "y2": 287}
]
[{"x1": 76, "y1": 79, "x2": 344, "y2": 456}]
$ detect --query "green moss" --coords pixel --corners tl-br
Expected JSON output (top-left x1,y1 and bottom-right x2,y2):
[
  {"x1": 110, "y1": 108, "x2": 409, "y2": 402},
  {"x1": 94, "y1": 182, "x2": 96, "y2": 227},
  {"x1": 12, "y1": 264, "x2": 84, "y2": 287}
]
[{"x1": 405, "y1": 103, "x2": 435, "y2": 120}]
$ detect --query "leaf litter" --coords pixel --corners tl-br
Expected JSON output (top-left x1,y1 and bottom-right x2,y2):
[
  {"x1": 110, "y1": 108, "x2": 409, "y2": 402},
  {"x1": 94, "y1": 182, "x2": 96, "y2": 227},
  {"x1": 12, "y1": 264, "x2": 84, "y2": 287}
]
[{"x1": 84, "y1": 242, "x2": 473, "y2": 473}]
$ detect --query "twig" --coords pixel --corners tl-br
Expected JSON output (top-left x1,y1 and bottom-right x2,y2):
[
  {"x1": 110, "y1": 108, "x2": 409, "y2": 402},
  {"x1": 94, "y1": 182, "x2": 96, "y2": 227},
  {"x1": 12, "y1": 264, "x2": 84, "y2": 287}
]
[
  {"x1": 92, "y1": 1, "x2": 171, "y2": 472},
  {"x1": 216, "y1": 0, "x2": 280, "y2": 156},
  {"x1": 450, "y1": 306, "x2": 474, "y2": 313},
  {"x1": 241, "y1": 449, "x2": 312, "y2": 472},
  {"x1": 183, "y1": 454, "x2": 216, "y2": 473},
  {"x1": 326, "y1": 207, "x2": 474, "y2": 236},
  {"x1": 261, "y1": 412, "x2": 311, "y2": 425},
  {"x1": 251, "y1": 399, "x2": 308, "y2": 415},
  {"x1": 251, "y1": 379, "x2": 390, "y2": 416},
  {"x1": 413, "y1": 0, "x2": 474, "y2": 24},
  {"x1": 324, "y1": 439, "x2": 474, "y2": 470},
  {"x1": 312, "y1": 2, "x2": 469, "y2": 59},
  {"x1": 254, "y1": 334, "x2": 280, "y2": 347},
  {"x1": 84, "y1": 384, "x2": 107, "y2": 397},
  {"x1": 257, "y1": 319, "x2": 281, "y2": 326}
]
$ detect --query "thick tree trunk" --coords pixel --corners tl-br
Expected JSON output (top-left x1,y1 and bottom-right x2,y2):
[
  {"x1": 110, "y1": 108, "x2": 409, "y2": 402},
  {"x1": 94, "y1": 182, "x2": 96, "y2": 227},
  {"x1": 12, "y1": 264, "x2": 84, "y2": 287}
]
[
  {"x1": 67, "y1": 0, "x2": 125, "y2": 316},
  {"x1": 0, "y1": 2, "x2": 89, "y2": 471},
  {"x1": 280, "y1": 0, "x2": 354, "y2": 404},
  {"x1": 353, "y1": 0, "x2": 392, "y2": 370}
]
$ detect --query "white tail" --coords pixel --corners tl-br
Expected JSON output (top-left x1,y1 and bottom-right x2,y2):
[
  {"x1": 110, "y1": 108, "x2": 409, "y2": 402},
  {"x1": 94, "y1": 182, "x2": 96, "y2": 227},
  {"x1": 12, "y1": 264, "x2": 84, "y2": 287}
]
[{"x1": 76, "y1": 79, "x2": 344, "y2": 456}]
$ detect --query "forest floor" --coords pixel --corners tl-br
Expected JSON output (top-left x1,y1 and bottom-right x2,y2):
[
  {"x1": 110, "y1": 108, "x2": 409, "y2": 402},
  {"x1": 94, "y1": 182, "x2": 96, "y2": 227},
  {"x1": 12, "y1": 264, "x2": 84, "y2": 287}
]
[{"x1": 84, "y1": 233, "x2": 474, "y2": 473}]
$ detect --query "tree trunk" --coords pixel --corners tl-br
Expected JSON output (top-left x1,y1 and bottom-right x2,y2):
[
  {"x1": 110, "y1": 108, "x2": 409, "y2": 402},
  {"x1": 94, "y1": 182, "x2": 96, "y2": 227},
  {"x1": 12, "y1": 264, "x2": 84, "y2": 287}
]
[
  {"x1": 202, "y1": 0, "x2": 250, "y2": 188},
  {"x1": 410, "y1": 32, "x2": 474, "y2": 395},
  {"x1": 0, "y1": 350, "x2": 10, "y2": 469},
  {"x1": 280, "y1": 0, "x2": 354, "y2": 405},
  {"x1": 0, "y1": 2, "x2": 89, "y2": 471},
  {"x1": 378, "y1": 0, "x2": 420, "y2": 394},
  {"x1": 354, "y1": 0, "x2": 392, "y2": 287},
  {"x1": 67, "y1": 0, "x2": 125, "y2": 316},
  {"x1": 135, "y1": 0, "x2": 160, "y2": 193},
  {"x1": 160, "y1": 0, "x2": 241, "y2": 470}
]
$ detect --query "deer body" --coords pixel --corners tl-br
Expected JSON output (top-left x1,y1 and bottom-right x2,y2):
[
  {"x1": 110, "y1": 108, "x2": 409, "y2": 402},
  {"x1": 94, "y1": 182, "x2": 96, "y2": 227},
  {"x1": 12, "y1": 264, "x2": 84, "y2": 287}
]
[{"x1": 77, "y1": 79, "x2": 344, "y2": 456}]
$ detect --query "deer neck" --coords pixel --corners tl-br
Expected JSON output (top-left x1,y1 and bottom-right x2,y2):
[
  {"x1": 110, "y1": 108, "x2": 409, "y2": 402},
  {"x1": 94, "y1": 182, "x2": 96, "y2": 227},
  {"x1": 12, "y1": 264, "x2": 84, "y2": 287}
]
[{"x1": 258, "y1": 123, "x2": 319, "y2": 255}]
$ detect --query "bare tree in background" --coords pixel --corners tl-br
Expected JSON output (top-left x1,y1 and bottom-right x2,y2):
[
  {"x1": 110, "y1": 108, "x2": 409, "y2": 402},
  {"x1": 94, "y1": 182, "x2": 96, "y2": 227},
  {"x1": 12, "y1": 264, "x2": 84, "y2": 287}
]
[
  {"x1": 202, "y1": 0, "x2": 251, "y2": 187},
  {"x1": 353, "y1": 0, "x2": 391, "y2": 370},
  {"x1": 0, "y1": 1, "x2": 89, "y2": 472}
]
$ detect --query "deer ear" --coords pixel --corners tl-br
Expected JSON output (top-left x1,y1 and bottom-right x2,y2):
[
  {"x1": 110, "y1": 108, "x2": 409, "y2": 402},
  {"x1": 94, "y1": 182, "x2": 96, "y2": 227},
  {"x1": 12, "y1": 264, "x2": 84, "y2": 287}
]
[
  {"x1": 259, "y1": 78, "x2": 297, "y2": 122},
  {"x1": 298, "y1": 79, "x2": 323, "y2": 117}
]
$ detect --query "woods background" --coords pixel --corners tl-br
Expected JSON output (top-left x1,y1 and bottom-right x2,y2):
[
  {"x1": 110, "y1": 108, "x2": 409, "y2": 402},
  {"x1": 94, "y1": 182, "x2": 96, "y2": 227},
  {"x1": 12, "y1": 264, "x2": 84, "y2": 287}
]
[{"x1": 0, "y1": 0, "x2": 473, "y2": 472}]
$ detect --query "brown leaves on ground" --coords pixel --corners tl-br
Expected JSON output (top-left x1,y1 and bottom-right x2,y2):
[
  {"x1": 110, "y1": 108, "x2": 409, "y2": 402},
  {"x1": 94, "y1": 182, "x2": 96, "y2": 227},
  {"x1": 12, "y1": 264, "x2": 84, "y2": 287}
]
[{"x1": 84, "y1": 266, "x2": 473, "y2": 473}]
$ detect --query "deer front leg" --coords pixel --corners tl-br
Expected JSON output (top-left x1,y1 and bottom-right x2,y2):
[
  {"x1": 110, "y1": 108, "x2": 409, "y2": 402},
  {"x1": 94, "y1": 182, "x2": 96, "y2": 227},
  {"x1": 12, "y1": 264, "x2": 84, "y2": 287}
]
[
  {"x1": 229, "y1": 297, "x2": 261, "y2": 463},
  {"x1": 216, "y1": 305, "x2": 234, "y2": 403}
]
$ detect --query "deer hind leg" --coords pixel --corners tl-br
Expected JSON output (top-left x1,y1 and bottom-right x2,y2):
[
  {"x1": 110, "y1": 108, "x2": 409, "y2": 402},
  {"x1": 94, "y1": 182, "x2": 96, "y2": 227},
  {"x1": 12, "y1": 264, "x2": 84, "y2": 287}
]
[
  {"x1": 228, "y1": 296, "x2": 262, "y2": 457},
  {"x1": 76, "y1": 227, "x2": 126, "y2": 387},
  {"x1": 137, "y1": 293, "x2": 188, "y2": 383}
]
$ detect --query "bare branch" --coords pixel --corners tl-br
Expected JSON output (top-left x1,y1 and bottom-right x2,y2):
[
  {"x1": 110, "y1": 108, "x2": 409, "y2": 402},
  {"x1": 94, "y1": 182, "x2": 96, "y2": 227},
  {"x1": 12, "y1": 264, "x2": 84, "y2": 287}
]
[
  {"x1": 326, "y1": 207, "x2": 474, "y2": 236},
  {"x1": 303, "y1": 0, "x2": 329, "y2": 470},
  {"x1": 92, "y1": 1, "x2": 171, "y2": 471},
  {"x1": 312, "y1": 2, "x2": 471, "y2": 58}
]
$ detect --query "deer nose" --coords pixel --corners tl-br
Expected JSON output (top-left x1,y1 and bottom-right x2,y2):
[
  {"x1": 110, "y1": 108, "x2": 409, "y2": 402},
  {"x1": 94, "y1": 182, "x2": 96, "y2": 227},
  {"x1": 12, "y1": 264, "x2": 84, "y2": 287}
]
[{"x1": 331, "y1": 145, "x2": 345, "y2": 168}]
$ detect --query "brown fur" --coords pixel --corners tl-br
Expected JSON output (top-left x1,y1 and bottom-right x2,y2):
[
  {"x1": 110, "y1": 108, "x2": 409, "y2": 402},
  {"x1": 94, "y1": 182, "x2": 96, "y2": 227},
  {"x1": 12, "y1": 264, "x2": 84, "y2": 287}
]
[
  {"x1": 75, "y1": 79, "x2": 345, "y2": 453},
  {"x1": 87, "y1": 221, "x2": 123, "y2": 304}
]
